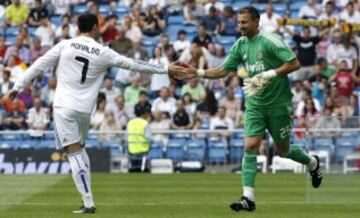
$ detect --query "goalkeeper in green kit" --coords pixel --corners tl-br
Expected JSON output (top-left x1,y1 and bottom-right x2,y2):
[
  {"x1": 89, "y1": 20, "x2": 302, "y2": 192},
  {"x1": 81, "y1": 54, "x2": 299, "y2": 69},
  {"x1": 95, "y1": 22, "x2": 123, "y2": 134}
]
[{"x1": 182, "y1": 6, "x2": 322, "y2": 212}]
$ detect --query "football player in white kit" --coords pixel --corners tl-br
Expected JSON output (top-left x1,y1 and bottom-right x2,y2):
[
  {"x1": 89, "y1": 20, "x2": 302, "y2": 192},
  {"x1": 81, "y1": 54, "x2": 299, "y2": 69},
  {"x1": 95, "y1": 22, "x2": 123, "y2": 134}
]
[{"x1": 5, "y1": 13, "x2": 192, "y2": 214}]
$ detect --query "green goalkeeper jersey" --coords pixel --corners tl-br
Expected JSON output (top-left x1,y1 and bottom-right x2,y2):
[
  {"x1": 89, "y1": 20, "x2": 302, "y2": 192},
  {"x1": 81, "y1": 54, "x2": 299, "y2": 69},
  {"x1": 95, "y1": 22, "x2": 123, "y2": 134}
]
[{"x1": 221, "y1": 32, "x2": 296, "y2": 108}]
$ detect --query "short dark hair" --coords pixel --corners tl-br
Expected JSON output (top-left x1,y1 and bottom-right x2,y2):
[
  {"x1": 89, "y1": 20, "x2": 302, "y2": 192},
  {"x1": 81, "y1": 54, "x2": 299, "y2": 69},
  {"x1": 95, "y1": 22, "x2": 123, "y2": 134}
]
[
  {"x1": 139, "y1": 91, "x2": 148, "y2": 97},
  {"x1": 77, "y1": 13, "x2": 98, "y2": 33},
  {"x1": 239, "y1": 6, "x2": 260, "y2": 20}
]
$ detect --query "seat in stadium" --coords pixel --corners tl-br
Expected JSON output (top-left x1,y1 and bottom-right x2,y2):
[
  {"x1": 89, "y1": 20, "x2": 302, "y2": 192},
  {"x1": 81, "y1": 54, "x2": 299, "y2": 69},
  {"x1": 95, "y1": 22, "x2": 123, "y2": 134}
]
[
  {"x1": 252, "y1": 3, "x2": 267, "y2": 12},
  {"x1": 229, "y1": 138, "x2": 244, "y2": 163},
  {"x1": 5, "y1": 36, "x2": 16, "y2": 45},
  {"x1": 166, "y1": 24, "x2": 185, "y2": 41},
  {"x1": 38, "y1": 140, "x2": 55, "y2": 148},
  {"x1": 217, "y1": 35, "x2": 237, "y2": 46},
  {"x1": 187, "y1": 139, "x2": 206, "y2": 162},
  {"x1": 6, "y1": 27, "x2": 19, "y2": 36},
  {"x1": 335, "y1": 137, "x2": 357, "y2": 162},
  {"x1": 99, "y1": 4, "x2": 110, "y2": 14},
  {"x1": 148, "y1": 141, "x2": 164, "y2": 159},
  {"x1": 168, "y1": 15, "x2": 184, "y2": 25},
  {"x1": 272, "y1": 3, "x2": 287, "y2": 14},
  {"x1": 311, "y1": 137, "x2": 334, "y2": 155},
  {"x1": 50, "y1": 16, "x2": 62, "y2": 26},
  {"x1": 208, "y1": 141, "x2": 227, "y2": 164},
  {"x1": 166, "y1": 139, "x2": 186, "y2": 163},
  {"x1": 289, "y1": 1, "x2": 306, "y2": 12},
  {"x1": 233, "y1": 1, "x2": 250, "y2": 11},
  {"x1": 73, "y1": 5, "x2": 88, "y2": 14}
]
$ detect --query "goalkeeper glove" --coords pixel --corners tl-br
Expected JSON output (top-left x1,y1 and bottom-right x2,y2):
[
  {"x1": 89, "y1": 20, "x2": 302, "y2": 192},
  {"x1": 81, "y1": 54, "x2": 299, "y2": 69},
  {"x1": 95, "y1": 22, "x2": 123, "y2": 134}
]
[{"x1": 243, "y1": 69, "x2": 277, "y2": 97}]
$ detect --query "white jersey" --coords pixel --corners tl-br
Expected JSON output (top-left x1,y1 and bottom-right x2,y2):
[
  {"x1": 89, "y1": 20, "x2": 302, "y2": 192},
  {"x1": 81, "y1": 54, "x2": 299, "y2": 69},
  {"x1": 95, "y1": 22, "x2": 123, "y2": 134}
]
[{"x1": 14, "y1": 36, "x2": 168, "y2": 113}]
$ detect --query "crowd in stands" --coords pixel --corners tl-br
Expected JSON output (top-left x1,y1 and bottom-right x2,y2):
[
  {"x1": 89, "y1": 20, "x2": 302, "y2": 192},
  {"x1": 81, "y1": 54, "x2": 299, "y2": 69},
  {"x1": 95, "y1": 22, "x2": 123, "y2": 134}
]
[{"x1": 0, "y1": 0, "x2": 359, "y2": 144}]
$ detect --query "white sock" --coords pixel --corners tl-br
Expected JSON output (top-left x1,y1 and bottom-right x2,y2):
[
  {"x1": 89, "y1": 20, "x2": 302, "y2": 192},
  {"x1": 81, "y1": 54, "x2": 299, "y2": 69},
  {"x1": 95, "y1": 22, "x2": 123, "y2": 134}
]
[
  {"x1": 81, "y1": 148, "x2": 90, "y2": 170},
  {"x1": 243, "y1": 186, "x2": 255, "y2": 201},
  {"x1": 307, "y1": 156, "x2": 317, "y2": 171},
  {"x1": 81, "y1": 148, "x2": 91, "y2": 187},
  {"x1": 68, "y1": 151, "x2": 94, "y2": 208}
]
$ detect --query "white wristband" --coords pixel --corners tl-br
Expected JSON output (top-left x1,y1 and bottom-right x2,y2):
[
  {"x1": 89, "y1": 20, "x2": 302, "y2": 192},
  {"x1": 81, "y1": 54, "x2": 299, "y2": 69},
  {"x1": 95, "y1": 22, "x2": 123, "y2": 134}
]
[{"x1": 196, "y1": 69, "x2": 205, "y2": 77}]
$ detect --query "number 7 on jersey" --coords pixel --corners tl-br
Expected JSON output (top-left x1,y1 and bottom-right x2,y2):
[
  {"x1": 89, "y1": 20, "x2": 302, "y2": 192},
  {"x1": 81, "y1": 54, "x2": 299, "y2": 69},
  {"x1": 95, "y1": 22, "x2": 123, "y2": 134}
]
[{"x1": 75, "y1": 56, "x2": 89, "y2": 84}]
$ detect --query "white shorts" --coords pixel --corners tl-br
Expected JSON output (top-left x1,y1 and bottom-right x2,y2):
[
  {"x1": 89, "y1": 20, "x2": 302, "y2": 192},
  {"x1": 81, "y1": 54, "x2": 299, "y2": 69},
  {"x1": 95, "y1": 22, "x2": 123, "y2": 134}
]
[{"x1": 53, "y1": 107, "x2": 91, "y2": 149}]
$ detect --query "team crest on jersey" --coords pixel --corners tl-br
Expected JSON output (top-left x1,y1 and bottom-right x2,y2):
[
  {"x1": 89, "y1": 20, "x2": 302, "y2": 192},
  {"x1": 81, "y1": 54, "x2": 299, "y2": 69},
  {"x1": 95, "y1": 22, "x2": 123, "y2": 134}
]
[{"x1": 257, "y1": 51, "x2": 263, "y2": 59}]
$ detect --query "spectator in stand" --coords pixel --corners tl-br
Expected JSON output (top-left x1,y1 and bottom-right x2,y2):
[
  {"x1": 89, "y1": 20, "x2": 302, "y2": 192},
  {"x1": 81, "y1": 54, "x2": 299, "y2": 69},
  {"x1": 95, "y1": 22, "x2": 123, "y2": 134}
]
[
  {"x1": 6, "y1": 55, "x2": 25, "y2": 82},
  {"x1": 124, "y1": 75, "x2": 146, "y2": 107},
  {"x1": 35, "y1": 17, "x2": 56, "y2": 47},
  {"x1": 99, "y1": 110, "x2": 121, "y2": 142},
  {"x1": 112, "y1": 96, "x2": 130, "y2": 130},
  {"x1": 29, "y1": 37, "x2": 49, "y2": 64},
  {"x1": 314, "y1": 106, "x2": 341, "y2": 137},
  {"x1": 309, "y1": 64, "x2": 327, "y2": 103},
  {"x1": 28, "y1": 0, "x2": 48, "y2": 27},
  {"x1": 19, "y1": 26, "x2": 32, "y2": 48},
  {"x1": 151, "y1": 87, "x2": 177, "y2": 115},
  {"x1": 4, "y1": 36, "x2": 30, "y2": 65},
  {"x1": 109, "y1": 27, "x2": 133, "y2": 56},
  {"x1": 5, "y1": 0, "x2": 29, "y2": 27},
  {"x1": 182, "y1": 93, "x2": 196, "y2": 119},
  {"x1": 318, "y1": 0, "x2": 338, "y2": 21},
  {"x1": 18, "y1": 81, "x2": 33, "y2": 109},
  {"x1": 192, "y1": 25, "x2": 213, "y2": 49},
  {"x1": 101, "y1": 77, "x2": 121, "y2": 110},
  {"x1": 55, "y1": 24, "x2": 71, "y2": 42},
  {"x1": 41, "y1": 77, "x2": 56, "y2": 106},
  {"x1": 123, "y1": 15, "x2": 143, "y2": 43},
  {"x1": 142, "y1": 5, "x2": 165, "y2": 37},
  {"x1": 0, "y1": 36, "x2": 8, "y2": 60},
  {"x1": 100, "y1": 15, "x2": 118, "y2": 44},
  {"x1": 90, "y1": 97, "x2": 106, "y2": 130},
  {"x1": 285, "y1": 26, "x2": 328, "y2": 80},
  {"x1": 181, "y1": 78, "x2": 206, "y2": 102},
  {"x1": 173, "y1": 30, "x2": 191, "y2": 55},
  {"x1": 339, "y1": 1, "x2": 360, "y2": 23},
  {"x1": 228, "y1": 75, "x2": 244, "y2": 102},
  {"x1": 220, "y1": 6, "x2": 238, "y2": 36},
  {"x1": 171, "y1": 99, "x2": 193, "y2": 130},
  {"x1": 135, "y1": 91, "x2": 151, "y2": 117},
  {"x1": 27, "y1": 96, "x2": 49, "y2": 135},
  {"x1": 4, "y1": 98, "x2": 26, "y2": 130},
  {"x1": 179, "y1": 42, "x2": 212, "y2": 67},
  {"x1": 183, "y1": 0, "x2": 204, "y2": 25},
  {"x1": 141, "y1": 0, "x2": 165, "y2": 11},
  {"x1": 209, "y1": 106, "x2": 234, "y2": 142},
  {"x1": 201, "y1": 6, "x2": 221, "y2": 34},
  {"x1": 329, "y1": 60, "x2": 359, "y2": 98},
  {"x1": 259, "y1": 4, "x2": 280, "y2": 33},
  {"x1": 301, "y1": 98, "x2": 321, "y2": 128},
  {"x1": 129, "y1": 3, "x2": 145, "y2": 29},
  {"x1": 317, "y1": 57, "x2": 336, "y2": 78},
  {"x1": 296, "y1": 89, "x2": 321, "y2": 118},
  {"x1": 196, "y1": 89, "x2": 218, "y2": 121},
  {"x1": 89, "y1": 3, "x2": 105, "y2": 28},
  {"x1": 55, "y1": 14, "x2": 77, "y2": 39},
  {"x1": 50, "y1": 0, "x2": 70, "y2": 16},
  {"x1": 204, "y1": 0, "x2": 224, "y2": 15},
  {"x1": 208, "y1": 44, "x2": 226, "y2": 68},
  {"x1": 149, "y1": 46, "x2": 170, "y2": 98},
  {"x1": 219, "y1": 87, "x2": 241, "y2": 121},
  {"x1": 0, "y1": 69, "x2": 13, "y2": 97},
  {"x1": 127, "y1": 40, "x2": 148, "y2": 61},
  {"x1": 335, "y1": 34, "x2": 358, "y2": 75},
  {"x1": 298, "y1": 0, "x2": 321, "y2": 19},
  {"x1": 326, "y1": 29, "x2": 343, "y2": 66},
  {"x1": 149, "y1": 111, "x2": 170, "y2": 146},
  {"x1": 292, "y1": 80, "x2": 304, "y2": 107}
]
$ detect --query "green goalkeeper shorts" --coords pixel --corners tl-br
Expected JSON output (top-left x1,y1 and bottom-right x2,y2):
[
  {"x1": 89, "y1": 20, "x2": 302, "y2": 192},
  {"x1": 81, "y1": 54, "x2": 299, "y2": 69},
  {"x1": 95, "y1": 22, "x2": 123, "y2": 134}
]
[{"x1": 244, "y1": 104, "x2": 293, "y2": 144}]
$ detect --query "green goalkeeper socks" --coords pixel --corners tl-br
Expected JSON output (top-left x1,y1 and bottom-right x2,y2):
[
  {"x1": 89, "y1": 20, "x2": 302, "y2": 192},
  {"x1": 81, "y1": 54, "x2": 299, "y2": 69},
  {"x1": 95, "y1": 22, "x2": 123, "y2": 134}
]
[
  {"x1": 242, "y1": 151, "x2": 258, "y2": 187},
  {"x1": 284, "y1": 144, "x2": 311, "y2": 165}
]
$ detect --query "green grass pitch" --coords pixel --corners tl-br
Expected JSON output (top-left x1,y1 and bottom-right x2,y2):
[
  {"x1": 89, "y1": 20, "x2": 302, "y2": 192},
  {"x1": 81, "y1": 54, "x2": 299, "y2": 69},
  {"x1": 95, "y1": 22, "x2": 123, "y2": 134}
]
[{"x1": 0, "y1": 173, "x2": 359, "y2": 218}]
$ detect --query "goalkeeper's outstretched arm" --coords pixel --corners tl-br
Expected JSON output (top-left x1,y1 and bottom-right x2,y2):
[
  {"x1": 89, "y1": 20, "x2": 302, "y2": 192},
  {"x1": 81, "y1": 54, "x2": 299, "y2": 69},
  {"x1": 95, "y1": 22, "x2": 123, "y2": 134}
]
[{"x1": 274, "y1": 58, "x2": 301, "y2": 76}]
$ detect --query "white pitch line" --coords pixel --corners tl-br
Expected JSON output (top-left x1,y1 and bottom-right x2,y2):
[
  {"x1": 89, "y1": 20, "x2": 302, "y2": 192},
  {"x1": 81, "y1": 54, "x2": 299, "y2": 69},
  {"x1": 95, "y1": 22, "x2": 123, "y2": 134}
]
[{"x1": 0, "y1": 202, "x2": 359, "y2": 206}]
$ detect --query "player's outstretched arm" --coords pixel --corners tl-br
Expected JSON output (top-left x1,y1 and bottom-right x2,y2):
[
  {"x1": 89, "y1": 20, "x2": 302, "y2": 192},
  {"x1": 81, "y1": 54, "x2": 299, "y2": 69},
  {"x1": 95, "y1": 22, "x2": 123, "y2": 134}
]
[
  {"x1": 180, "y1": 65, "x2": 229, "y2": 80},
  {"x1": 106, "y1": 48, "x2": 193, "y2": 79},
  {"x1": 4, "y1": 42, "x2": 62, "y2": 101}
]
